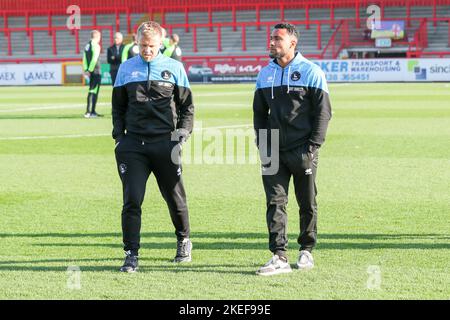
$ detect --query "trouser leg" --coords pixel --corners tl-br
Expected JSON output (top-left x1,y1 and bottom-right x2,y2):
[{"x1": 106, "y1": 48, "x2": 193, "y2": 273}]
[
  {"x1": 290, "y1": 144, "x2": 319, "y2": 252},
  {"x1": 91, "y1": 93, "x2": 98, "y2": 114},
  {"x1": 89, "y1": 74, "x2": 101, "y2": 114},
  {"x1": 261, "y1": 159, "x2": 291, "y2": 258},
  {"x1": 115, "y1": 137, "x2": 151, "y2": 255},
  {"x1": 86, "y1": 93, "x2": 93, "y2": 113},
  {"x1": 151, "y1": 140, "x2": 190, "y2": 240},
  {"x1": 110, "y1": 70, "x2": 118, "y2": 86}
]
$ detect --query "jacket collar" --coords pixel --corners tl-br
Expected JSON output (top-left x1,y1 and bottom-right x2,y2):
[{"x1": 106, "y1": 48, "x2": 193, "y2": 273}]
[
  {"x1": 138, "y1": 52, "x2": 163, "y2": 65},
  {"x1": 269, "y1": 51, "x2": 303, "y2": 69}
]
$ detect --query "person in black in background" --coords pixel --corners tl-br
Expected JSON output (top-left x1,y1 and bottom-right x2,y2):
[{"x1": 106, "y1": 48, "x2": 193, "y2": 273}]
[{"x1": 107, "y1": 32, "x2": 124, "y2": 85}]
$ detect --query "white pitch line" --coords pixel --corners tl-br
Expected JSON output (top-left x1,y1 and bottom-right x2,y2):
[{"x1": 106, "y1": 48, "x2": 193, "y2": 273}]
[
  {"x1": 0, "y1": 105, "x2": 84, "y2": 113},
  {"x1": 329, "y1": 83, "x2": 351, "y2": 86},
  {"x1": 0, "y1": 124, "x2": 252, "y2": 141},
  {"x1": 0, "y1": 133, "x2": 110, "y2": 140},
  {"x1": 195, "y1": 91, "x2": 250, "y2": 97},
  {"x1": 193, "y1": 124, "x2": 252, "y2": 130},
  {"x1": 0, "y1": 103, "x2": 110, "y2": 113},
  {"x1": 0, "y1": 102, "x2": 249, "y2": 113},
  {"x1": 197, "y1": 103, "x2": 249, "y2": 107}
]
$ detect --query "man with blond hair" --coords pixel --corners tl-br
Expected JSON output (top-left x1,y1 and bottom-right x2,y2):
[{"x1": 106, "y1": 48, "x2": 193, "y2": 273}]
[
  {"x1": 83, "y1": 30, "x2": 102, "y2": 118},
  {"x1": 112, "y1": 21, "x2": 194, "y2": 273}
]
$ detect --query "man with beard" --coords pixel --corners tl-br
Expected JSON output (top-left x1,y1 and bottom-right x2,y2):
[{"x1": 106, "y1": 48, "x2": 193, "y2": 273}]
[{"x1": 253, "y1": 23, "x2": 332, "y2": 276}]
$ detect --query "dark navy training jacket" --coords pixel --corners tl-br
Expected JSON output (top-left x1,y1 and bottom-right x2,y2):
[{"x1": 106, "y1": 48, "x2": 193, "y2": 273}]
[
  {"x1": 112, "y1": 53, "x2": 194, "y2": 142},
  {"x1": 253, "y1": 52, "x2": 332, "y2": 151}
]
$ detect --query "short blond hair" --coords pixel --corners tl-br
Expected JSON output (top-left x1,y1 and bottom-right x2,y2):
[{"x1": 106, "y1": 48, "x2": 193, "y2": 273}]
[
  {"x1": 170, "y1": 34, "x2": 180, "y2": 43},
  {"x1": 90, "y1": 30, "x2": 101, "y2": 39},
  {"x1": 137, "y1": 21, "x2": 163, "y2": 40}
]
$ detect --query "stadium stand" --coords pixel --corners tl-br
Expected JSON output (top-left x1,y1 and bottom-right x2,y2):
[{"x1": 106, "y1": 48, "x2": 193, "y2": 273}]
[{"x1": 0, "y1": 0, "x2": 449, "y2": 62}]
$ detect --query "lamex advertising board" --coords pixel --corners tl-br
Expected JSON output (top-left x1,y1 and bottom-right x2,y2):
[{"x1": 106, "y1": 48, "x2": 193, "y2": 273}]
[{"x1": 0, "y1": 63, "x2": 62, "y2": 85}]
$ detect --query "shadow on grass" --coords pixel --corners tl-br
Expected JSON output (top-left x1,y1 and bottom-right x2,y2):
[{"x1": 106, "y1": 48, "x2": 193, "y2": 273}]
[
  {"x1": 0, "y1": 231, "x2": 448, "y2": 251},
  {"x1": 0, "y1": 231, "x2": 449, "y2": 240},
  {"x1": 30, "y1": 241, "x2": 450, "y2": 250},
  {"x1": 0, "y1": 257, "x2": 257, "y2": 275},
  {"x1": 0, "y1": 232, "x2": 448, "y2": 273}
]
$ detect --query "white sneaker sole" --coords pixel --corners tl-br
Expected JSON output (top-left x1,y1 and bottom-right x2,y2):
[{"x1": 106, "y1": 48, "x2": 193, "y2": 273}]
[
  {"x1": 296, "y1": 263, "x2": 314, "y2": 270},
  {"x1": 174, "y1": 256, "x2": 192, "y2": 263},
  {"x1": 256, "y1": 268, "x2": 292, "y2": 276},
  {"x1": 120, "y1": 267, "x2": 138, "y2": 273}
]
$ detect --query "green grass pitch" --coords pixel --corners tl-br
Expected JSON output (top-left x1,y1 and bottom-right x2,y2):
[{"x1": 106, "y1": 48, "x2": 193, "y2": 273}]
[{"x1": 0, "y1": 83, "x2": 449, "y2": 299}]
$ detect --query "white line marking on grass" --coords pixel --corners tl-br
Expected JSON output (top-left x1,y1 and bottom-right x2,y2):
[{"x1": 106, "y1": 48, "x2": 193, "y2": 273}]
[
  {"x1": 0, "y1": 102, "x2": 247, "y2": 112},
  {"x1": 196, "y1": 103, "x2": 249, "y2": 107},
  {"x1": 195, "y1": 92, "x2": 249, "y2": 97},
  {"x1": 0, "y1": 124, "x2": 252, "y2": 141},
  {"x1": 0, "y1": 105, "x2": 83, "y2": 112},
  {"x1": 0, "y1": 133, "x2": 110, "y2": 140},
  {"x1": 329, "y1": 83, "x2": 351, "y2": 86},
  {"x1": 193, "y1": 124, "x2": 252, "y2": 130}
]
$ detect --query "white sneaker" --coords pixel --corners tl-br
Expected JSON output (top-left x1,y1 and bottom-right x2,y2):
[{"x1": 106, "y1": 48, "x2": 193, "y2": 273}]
[
  {"x1": 296, "y1": 250, "x2": 314, "y2": 270},
  {"x1": 173, "y1": 238, "x2": 192, "y2": 263},
  {"x1": 84, "y1": 112, "x2": 91, "y2": 118},
  {"x1": 256, "y1": 255, "x2": 292, "y2": 276}
]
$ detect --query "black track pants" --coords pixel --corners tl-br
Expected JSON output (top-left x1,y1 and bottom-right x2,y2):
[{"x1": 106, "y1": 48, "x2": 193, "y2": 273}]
[
  {"x1": 86, "y1": 73, "x2": 101, "y2": 114},
  {"x1": 114, "y1": 135, "x2": 190, "y2": 255},
  {"x1": 262, "y1": 143, "x2": 319, "y2": 256}
]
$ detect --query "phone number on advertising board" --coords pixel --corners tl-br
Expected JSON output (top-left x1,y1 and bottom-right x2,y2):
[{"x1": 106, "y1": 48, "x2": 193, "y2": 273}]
[{"x1": 326, "y1": 74, "x2": 370, "y2": 81}]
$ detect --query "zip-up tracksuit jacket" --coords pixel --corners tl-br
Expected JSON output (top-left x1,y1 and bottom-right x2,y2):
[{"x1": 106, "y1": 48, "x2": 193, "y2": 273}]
[
  {"x1": 253, "y1": 52, "x2": 331, "y2": 151},
  {"x1": 253, "y1": 52, "x2": 332, "y2": 255},
  {"x1": 112, "y1": 53, "x2": 194, "y2": 142},
  {"x1": 83, "y1": 40, "x2": 101, "y2": 75},
  {"x1": 112, "y1": 53, "x2": 194, "y2": 255}
]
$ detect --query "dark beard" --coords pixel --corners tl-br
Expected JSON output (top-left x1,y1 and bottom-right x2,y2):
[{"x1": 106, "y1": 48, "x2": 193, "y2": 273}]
[
  {"x1": 269, "y1": 50, "x2": 284, "y2": 59},
  {"x1": 269, "y1": 52, "x2": 279, "y2": 59}
]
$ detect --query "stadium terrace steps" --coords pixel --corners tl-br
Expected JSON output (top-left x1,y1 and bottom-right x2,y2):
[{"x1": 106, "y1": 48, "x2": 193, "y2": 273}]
[
  {"x1": 164, "y1": 9, "x2": 336, "y2": 56},
  {"x1": 2, "y1": 6, "x2": 449, "y2": 59},
  {"x1": 426, "y1": 21, "x2": 450, "y2": 51},
  {"x1": 0, "y1": 32, "x2": 6, "y2": 56}
]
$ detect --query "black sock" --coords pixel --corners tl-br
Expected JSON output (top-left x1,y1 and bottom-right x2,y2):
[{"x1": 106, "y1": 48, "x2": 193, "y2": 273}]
[
  {"x1": 91, "y1": 94, "x2": 98, "y2": 114},
  {"x1": 86, "y1": 93, "x2": 92, "y2": 113}
]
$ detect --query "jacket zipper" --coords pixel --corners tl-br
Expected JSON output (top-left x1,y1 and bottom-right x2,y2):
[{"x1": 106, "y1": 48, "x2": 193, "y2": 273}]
[
  {"x1": 280, "y1": 67, "x2": 287, "y2": 147},
  {"x1": 147, "y1": 62, "x2": 151, "y2": 92}
]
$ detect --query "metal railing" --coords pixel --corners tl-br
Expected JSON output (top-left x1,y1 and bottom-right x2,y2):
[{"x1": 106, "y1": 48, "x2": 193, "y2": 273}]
[
  {"x1": 1, "y1": 18, "x2": 449, "y2": 59},
  {"x1": 0, "y1": 25, "x2": 114, "y2": 56}
]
